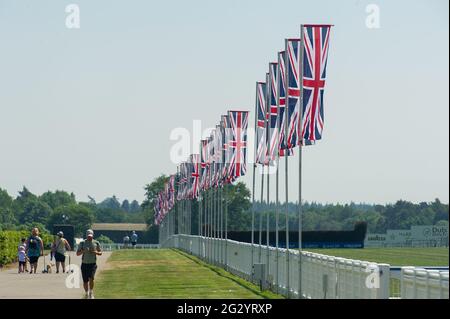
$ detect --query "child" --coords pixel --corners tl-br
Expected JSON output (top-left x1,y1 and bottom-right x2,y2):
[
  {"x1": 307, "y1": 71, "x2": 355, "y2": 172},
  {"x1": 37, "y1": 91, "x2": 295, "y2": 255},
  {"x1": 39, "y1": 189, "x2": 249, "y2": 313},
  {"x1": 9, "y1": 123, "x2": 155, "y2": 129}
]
[
  {"x1": 18, "y1": 244, "x2": 26, "y2": 273},
  {"x1": 19, "y1": 238, "x2": 29, "y2": 272}
]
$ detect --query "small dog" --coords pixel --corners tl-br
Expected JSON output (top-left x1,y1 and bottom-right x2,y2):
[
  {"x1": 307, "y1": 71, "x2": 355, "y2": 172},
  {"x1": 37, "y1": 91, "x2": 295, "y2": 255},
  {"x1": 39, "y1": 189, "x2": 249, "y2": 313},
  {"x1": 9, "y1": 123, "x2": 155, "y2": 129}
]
[{"x1": 46, "y1": 264, "x2": 52, "y2": 273}]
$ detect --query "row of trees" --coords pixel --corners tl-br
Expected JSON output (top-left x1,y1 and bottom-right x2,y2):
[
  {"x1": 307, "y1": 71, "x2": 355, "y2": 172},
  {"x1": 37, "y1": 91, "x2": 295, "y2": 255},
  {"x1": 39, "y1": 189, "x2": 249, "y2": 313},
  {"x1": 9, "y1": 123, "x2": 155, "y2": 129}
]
[
  {"x1": 141, "y1": 176, "x2": 448, "y2": 233},
  {"x1": 0, "y1": 187, "x2": 145, "y2": 236},
  {"x1": 253, "y1": 199, "x2": 448, "y2": 233}
]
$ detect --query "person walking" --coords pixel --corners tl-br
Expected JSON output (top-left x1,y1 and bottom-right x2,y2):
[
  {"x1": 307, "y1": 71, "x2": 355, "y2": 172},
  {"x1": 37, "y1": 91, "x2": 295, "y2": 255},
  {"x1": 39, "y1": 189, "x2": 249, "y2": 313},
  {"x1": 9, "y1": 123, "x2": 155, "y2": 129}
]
[
  {"x1": 17, "y1": 244, "x2": 26, "y2": 273},
  {"x1": 51, "y1": 231, "x2": 71, "y2": 273},
  {"x1": 76, "y1": 229, "x2": 102, "y2": 299},
  {"x1": 123, "y1": 235, "x2": 130, "y2": 249},
  {"x1": 25, "y1": 227, "x2": 44, "y2": 274},
  {"x1": 19, "y1": 238, "x2": 29, "y2": 272},
  {"x1": 131, "y1": 231, "x2": 138, "y2": 249}
]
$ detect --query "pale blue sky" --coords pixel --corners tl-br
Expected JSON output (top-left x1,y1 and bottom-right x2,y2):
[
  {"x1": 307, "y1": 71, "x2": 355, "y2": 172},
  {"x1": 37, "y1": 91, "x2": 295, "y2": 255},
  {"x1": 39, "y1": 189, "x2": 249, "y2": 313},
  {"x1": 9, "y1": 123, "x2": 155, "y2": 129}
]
[{"x1": 0, "y1": 0, "x2": 448, "y2": 204}]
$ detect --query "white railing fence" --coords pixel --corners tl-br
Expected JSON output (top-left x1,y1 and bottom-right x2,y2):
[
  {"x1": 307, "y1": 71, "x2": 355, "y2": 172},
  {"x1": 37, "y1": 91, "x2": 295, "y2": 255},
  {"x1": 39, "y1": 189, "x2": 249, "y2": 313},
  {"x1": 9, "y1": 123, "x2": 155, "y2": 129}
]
[
  {"x1": 78, "y1": 243, "x2": 160, "y2": 251},
  {"x1": 401, "y1": 267, "x2": 449, "y2": 299},
  {"x1": 164, "y1": 234, "x2": 391, "y2": 299}
]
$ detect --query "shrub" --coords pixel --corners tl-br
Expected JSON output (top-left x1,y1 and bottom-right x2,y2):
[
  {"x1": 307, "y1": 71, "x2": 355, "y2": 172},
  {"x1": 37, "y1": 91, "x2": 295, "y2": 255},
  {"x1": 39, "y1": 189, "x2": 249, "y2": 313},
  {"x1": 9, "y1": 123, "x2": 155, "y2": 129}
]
[
  {"x1": 0, "y1": 230, "x2": 53, "y2": 266},
  {"x1": 97, "y1": 235, "x2": 114, "y2": 244}
]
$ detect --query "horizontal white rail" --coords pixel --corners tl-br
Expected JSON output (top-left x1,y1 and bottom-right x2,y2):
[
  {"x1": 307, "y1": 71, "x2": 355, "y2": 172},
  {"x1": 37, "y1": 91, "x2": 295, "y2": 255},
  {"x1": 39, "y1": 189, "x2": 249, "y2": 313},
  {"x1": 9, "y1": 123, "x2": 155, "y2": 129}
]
[
  {"x1": 75, "y1": 243, "x2": 160, "y2": 251},
  {"x1": 401, "y1": 267, "x2": 449, "y2": 299}
]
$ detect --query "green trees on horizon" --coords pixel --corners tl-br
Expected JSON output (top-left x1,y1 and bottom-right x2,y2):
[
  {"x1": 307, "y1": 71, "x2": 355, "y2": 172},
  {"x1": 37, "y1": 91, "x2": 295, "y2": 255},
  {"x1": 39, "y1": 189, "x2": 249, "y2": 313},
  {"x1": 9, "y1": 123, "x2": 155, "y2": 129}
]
[
  {"x1": 0, "y1": 187, "x2": 145, "y2": 236},
  {"x1": 141, "y1": 175, "x2": 448, "y2": 233}
]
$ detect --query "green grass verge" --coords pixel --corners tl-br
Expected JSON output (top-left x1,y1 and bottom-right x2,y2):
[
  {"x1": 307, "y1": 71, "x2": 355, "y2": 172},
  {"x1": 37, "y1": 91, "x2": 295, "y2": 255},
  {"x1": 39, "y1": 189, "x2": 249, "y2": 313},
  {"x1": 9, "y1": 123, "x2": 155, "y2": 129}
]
[
  {"x1": 306, "y1": 247, "x2": 449, "y2": 266},
  {"x1": 95, "y1": 249, "x2": 284, "y2": 299}
]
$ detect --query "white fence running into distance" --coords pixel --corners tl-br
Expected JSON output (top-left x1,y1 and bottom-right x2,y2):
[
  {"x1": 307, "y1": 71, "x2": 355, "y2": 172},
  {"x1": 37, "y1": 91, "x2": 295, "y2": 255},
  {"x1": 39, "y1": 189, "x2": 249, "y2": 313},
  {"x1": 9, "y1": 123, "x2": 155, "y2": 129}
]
[
  {"x1": 163, "y1": 234, "x2": 394, "y2": 299},
  {"x1": 162, "y1": 235, "x2": 449, "y2": 299}
]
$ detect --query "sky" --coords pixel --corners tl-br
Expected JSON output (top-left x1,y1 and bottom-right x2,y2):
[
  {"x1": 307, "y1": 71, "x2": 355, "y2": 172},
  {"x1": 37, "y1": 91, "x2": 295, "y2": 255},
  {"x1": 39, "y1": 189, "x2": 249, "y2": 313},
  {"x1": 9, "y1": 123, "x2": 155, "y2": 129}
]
[{"x1": 0, "y1": 0, "x2": 448, "y2": 204}]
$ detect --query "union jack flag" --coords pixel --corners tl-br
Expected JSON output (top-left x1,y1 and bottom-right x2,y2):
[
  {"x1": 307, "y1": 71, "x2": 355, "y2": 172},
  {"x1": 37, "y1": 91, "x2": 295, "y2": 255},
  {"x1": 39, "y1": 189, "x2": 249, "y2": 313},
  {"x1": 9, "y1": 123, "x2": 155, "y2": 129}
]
[
  {"x1": 200, "y1": 139, "x2": 209, "y2": 191},
  {"x1": 300, "y1": 25, "x2": 332, "y2": 142},
  {"x1": 168, "y1": 175, "x2": 175, "y2": 210},
  {"x1": 214, "y1": 125, "x2": 223, "y2": 187},
  {"x1": 228, "y1": 110, "x2": 249, "y2": 179},
  {"x1": 207, "y1": 133, "x2": 216, "y2": 188},
  {"x1": 267, "y1": 62, "x2": 279, "y2": 163},
  {"x1": 286, "y1": 38, "x2": 301, "y2": 149},
  {"x1": 221, "y1": 115, "x2": 231, "y2": 185},
  {"x1": 277, "y1": 51, "x2": 294, "y2": 157},
  {"x1": 255, "y1": 82, "x2": 267, "y2": 165},
  {"x1": 190, "y1": 154, "x2": 200, "y2": 199}
]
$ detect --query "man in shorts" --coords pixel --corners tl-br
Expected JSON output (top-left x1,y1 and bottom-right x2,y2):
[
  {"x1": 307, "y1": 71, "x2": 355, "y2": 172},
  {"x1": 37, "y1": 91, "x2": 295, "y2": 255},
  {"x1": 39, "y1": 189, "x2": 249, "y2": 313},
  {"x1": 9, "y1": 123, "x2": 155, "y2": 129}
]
[{"x1": 76, "y1": 229, "x2": 102, "y2": 299}]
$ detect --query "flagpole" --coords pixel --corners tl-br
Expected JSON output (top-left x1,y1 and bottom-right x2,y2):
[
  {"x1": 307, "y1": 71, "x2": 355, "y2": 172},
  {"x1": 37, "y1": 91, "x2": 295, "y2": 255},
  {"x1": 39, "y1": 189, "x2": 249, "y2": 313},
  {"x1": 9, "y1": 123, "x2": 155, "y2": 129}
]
[
  {"x1": 284, "y1": 39, "x2": 291, "y2": 298},
  {"x1": 224, "y1": 183, "x2": 228, "y2": 270},
  {"x1": 298, "y1": 26, "x2": 305, "y2": 299},
  {"x1": 275, "y1": 52, "x2": 283, "y2": 294},
  {"x1": 266, "y1": 67, "x2": 273, "y2": 284},
  {"x1": 218, "y1": 181, "x2": 222, "y2": 265},
  {"x1": 259, "y1": 163, "x2": 264, "y2": 264},
  {"x1": 209, "y1": 171, "x2": 213, "y2": 263},
  {"x1": 216, "y1": 180, "x2": 220, "y2": 265},
  {"x1": 220, "y1": 180, "x2": 224, "y2": 266},
  {"x1": 251, "y1": 83, "x2": 259, "y2": 281}
]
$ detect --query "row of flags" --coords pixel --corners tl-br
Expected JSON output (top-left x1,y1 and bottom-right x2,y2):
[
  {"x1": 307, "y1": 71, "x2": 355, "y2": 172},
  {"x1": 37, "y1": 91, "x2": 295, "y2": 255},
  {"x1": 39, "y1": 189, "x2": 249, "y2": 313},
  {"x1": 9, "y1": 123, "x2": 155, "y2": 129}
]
[
  {"x1": 154, "y1": 110, "x2": 249, "y2": 225},
  {"x1": 256, "y1": 25, "x2": 332, "y2": 165},
  {"x1": 154, "y1": 24, "x2": 333, "y2": 225}
]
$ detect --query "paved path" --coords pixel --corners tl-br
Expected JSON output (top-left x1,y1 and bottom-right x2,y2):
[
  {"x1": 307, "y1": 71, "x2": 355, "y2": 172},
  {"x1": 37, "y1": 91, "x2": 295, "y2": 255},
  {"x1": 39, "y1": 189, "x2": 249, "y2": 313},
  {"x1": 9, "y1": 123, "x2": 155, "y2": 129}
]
[{"x1": 0, "y1": 251, "x2": 111, "y2": 299}]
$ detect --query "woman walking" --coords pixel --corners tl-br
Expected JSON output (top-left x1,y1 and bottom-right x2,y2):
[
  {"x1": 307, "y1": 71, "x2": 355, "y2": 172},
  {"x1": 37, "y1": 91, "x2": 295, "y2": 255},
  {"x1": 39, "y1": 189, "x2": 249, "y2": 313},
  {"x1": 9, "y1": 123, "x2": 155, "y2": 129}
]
[
  {"x1": 25, "y1": 227, "x2": 44, "y2": 274},
  {"x1": 52, "y1": 231, "x2": 71, "y2": 273}
]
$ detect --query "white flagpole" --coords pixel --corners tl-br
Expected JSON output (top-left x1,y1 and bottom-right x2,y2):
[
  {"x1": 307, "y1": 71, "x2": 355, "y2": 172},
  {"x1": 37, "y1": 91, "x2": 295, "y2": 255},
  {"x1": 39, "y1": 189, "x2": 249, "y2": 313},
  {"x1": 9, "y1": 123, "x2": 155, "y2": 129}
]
[
  {"x1": 298, "y1": 25, "x2": 305, "y2": 299},
  {"x1": 275, "y1": 53, "x2": 283, "y2": 294},
  {"x1": 266, "y1": 66, "x2": 274, "y2": 282},
  {"x1": 284, "y1": 39, "x2": 291, "y2": 298},
  {"x1": 251, "y1": 82, "x2": 258, "y2": 281}
]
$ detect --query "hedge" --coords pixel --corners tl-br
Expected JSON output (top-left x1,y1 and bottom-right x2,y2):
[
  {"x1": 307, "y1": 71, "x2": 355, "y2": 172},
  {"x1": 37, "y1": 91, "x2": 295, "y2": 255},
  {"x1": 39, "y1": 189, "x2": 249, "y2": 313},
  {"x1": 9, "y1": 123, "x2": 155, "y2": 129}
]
[{"x1": 0, "y1": 230, "x2": 54, "y2": 266}]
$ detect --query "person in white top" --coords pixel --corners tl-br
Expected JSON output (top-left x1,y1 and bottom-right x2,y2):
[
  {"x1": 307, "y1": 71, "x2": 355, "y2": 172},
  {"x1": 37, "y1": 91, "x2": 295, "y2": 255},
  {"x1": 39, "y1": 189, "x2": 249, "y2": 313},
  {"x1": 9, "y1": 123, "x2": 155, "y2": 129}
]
[{"x1": 18, "y1": 244, "x2": 26, "y2": 273}]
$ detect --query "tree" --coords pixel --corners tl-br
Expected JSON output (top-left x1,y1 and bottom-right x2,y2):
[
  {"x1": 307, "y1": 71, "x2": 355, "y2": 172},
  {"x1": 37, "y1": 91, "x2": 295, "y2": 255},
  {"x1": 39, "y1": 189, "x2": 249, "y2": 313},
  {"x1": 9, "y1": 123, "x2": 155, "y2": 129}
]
[
  {"x1": 130, "y1": 200, "x2": 141, "y2": 213},
  {"x1": 0, "y1": 188, "x2": 16, "y2": 227},
  {"x1": 40, "y1": 190, "x2": 76, "y2": 210},
  {"x1": 121, "y1": 200, "x2": 130, "y2": 213},
  {"x1": 98, "y1": 195, "x2": 121, "y2": 210},
  {"x1": 18, "y1": 200, "x2": 53, "y2": 225},
  {"x1": 142, "y1": 175, "x2": 169, "y2": 225},
  {"x1": 47, "y1": 204, "x2": 94, "y2": 237},
  {"x1": 94, "y1": 208, "x2": 127, "y2": 223},
  {"x1": 223, "y1": 182, "x2": 252, "y2": 231}
]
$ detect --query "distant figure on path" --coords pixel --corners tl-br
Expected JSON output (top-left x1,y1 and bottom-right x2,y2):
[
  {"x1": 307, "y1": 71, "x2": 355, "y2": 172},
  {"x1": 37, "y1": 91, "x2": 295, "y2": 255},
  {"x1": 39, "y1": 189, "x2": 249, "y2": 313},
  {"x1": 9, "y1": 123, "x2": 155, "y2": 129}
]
[
  {"x1": 131, "y1": 231, "x2": 138, "y2": 248},
  {"x1": 51, "y1": 231, "x2": 71, "y2": 273},
  {"x1": 25, "y1": 228, "x2": 44, "y2": 274},
  {"x1": 77, "y1": 229, "x2": 102, "y2": 299},
  {"x1": 123, "y1": 235, "x2": 130, "y2": 248}
]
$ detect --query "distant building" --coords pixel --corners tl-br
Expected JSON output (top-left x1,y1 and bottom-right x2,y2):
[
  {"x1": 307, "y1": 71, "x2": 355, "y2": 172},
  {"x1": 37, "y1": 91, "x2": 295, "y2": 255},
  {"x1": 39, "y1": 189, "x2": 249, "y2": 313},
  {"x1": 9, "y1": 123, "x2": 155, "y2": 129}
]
[{"x1": 91, "y1": 223, "x2": 157, "y2": 244}]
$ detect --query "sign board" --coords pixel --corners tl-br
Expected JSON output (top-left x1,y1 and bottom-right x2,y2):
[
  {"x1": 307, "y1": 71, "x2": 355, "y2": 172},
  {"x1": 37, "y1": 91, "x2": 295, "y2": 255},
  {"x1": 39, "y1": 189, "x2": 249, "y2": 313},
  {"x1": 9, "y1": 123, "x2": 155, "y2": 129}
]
[{"x1": 411, "y1": 226, "x2": 448, "y2": 241}]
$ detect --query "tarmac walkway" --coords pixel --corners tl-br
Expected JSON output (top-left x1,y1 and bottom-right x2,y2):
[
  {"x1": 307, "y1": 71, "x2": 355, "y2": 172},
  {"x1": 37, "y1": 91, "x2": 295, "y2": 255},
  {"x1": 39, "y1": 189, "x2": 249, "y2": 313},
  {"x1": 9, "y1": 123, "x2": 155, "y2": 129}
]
[{"x1": 0, "y1": 251, "x2": 111, "y2": 299}]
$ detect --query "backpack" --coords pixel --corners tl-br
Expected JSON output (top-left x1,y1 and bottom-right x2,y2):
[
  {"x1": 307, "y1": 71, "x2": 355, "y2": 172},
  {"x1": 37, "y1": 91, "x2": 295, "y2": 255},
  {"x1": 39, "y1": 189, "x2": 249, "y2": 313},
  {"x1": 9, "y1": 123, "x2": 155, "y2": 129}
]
[{"x1": 29, "y1": 237, "x2": 38, "y2": 249}]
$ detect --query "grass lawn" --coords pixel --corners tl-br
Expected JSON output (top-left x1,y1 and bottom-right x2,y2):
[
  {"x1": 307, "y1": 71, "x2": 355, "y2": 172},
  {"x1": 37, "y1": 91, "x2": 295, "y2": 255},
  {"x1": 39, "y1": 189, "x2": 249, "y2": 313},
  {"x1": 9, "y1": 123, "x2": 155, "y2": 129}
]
[
  {"x1": 95, "y1": 249, "x2": 283, "y2": 299},
  {"x1": 306, "y1": 247, "x2": 449, "y2": 266}
]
